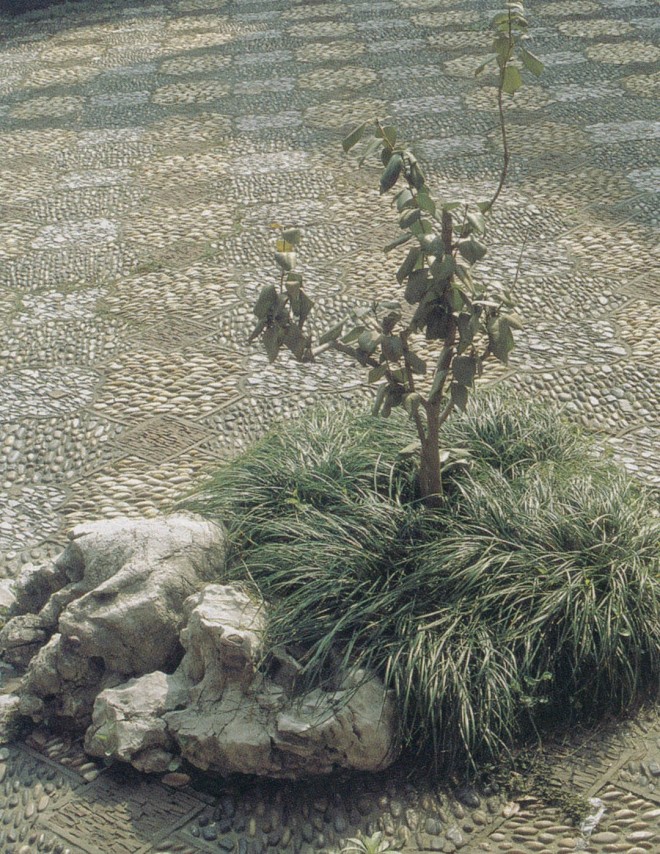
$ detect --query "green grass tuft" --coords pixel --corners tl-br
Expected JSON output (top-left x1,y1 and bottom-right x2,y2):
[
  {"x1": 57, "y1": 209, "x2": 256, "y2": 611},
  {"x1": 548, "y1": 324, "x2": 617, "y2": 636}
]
[{"x1": 182, "y1": 392, "x2": 659, "y2": 774}]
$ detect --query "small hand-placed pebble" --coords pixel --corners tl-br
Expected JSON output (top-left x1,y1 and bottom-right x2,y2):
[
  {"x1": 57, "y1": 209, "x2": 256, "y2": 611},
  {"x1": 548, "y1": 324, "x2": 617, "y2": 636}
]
[
  {"x1": 161, "y1": 773, "x2": 191, "y2": 788},
  {"x1": 456, "y1": 787, "x2": 480, "y2": 808},
  {"x1": 446, "y1": 825, "x2": 464, "y2": 847},
  {"x1": 82, "y1": 769, "x2": 100, "y2": 782},
  {"x1": 502, "y1": 802, "x2": 520, "y2": 818},
  {"x1": 202, "y1": 823, "x2": 218, "y2": 841}
]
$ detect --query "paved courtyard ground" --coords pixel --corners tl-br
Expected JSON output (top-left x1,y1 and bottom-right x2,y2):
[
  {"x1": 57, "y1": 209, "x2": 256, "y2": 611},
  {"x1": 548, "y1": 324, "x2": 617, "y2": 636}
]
[{"x1": 0, "y1": 0, "x2": 658, "y2": 851}]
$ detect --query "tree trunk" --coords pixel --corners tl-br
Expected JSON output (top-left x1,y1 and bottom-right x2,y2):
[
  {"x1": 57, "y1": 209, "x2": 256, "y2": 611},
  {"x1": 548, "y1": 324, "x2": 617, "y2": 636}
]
[{"x1": 419, "y1": 410, "x2": 442, "y2": 507}]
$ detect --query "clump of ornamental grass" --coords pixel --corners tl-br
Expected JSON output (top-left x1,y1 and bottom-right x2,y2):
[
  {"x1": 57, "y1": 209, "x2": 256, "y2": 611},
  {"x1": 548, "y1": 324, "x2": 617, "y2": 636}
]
[{"x1": 182, "y1": 393, "x2": 659, "y2": 774}]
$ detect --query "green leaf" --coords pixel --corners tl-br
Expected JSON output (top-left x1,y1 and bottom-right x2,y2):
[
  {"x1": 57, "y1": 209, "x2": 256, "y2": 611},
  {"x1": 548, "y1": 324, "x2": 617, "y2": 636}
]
[
  {"x1": 475, "y1": 58, "x2": 493, "y2": 77},
  {"x1": 493, "y1": 33, "x2": 512, "y2": 68},
  {"x1": 381, "y1": 335, "x2": 403, "y2": 362},
  {"x1": 247, "y1": 317, "x2": 267, "y2": 343},
  {"x1": 409, "y1": 161, "x2": 425, "y2": 190},
  {"x1": 406, "y1": 350, "x2": 427, "y2": 375},
  {"x1": 381, "y1": 310, "x2": 401, "y2": 334},
  {"x1": 274, "y1": 251, "x2": 296, "y2": 272},
  {"x1": 426, "y1": 307, "x2": 450, "y2": 340},
  {"x1": 420, "y1": 233, "x2": 443, "y2": 256},
  {"x1": 342, "y1": 120, "x2": 369, "y2": 153},
  {"x1": 358, "y1": 330, "x2": 380, "y2": 354},
  {"x1": 428, "y1": 368, "x2": 448, "y2": 404},
  {"x1": 466, "y1": 210, "x2": 486, "y2": 235},
  {"x1": 342, "y1": 325, "x2": 366, "y2": 344},
  {"x1": 490, "y1": 11, "x2": 510, "y2": 28},
  {"x1": 452, "y1": 354, "x2": 476, "y2": 387},
  {"x1": 383, "y1": 232, "x2": 413, "y2": 253},
  {"x1": 396, "y1": 246, "x2": 422, "y2": 284},
  {"x1": 520, "y1": 47, "x2": 544, "y2": 77},
  {"x1": 296, "y1": 291, "x2": 314, "y2": 325},
  {"x1": 455, "y1": 262, "x2": 473, "y2": 288},
  {"x1": 283, "y1": 324, "x2": 307, "y2": 360},
  {"x1": 447, "y1": 286, "x2": 465, "y2": 312},
  {"x1": 281, "y1": 228, "x2": 301, "y2": 246},
  {"x1": 457, "y1": 236, "x2": 487, "y2": 265},
  {"x1": 399, "y1": 440, "x2": 421, "y2": 458},
  {"x1": 372, "y1": 383, "x2": 388, "y2": 416},
  {"x1": 416, "y1": 188, "x2": 436, "y2": 216},
  {"x1": 380, "y1": 153, "x2": 403, "y2": 194},
  {"x1": 399, "y1": 208, "x2": 421, "y2": 229},
  {"x1": 395, "y1": 188, "x2": 414, "y2": 211},
  {"x1": 505, "y1": 311, "x2": 524, "y2": 330},
  {"x1": 410, "y1": 218, "x2": 433, "y2": 237},
  {"x1": 368, "y1": 363, "x2": 388, "y2": 383},
  {"x1": 358, "y1": 136, "x2": 384, "y2": 166},
  {"x1": 263, "y1": 324, "x2": 280, "y2": 363},
  {"x1": 319, "y1": 322, "x2": 344, "y2": 345},
  {"x1": 450, "y1": 382, "x2": 469, "y2": 411},
  {"x1": 456, "y1": 311, "x2": 481, "y2": 353},
  {"x1": 254, "y1": 284, "x2": 278, "y2": 320},
  {"x1": 403, "y1": 393, "x2": 422, "y2": 416},
  {"x1": 488, "y1": 315, "x2": 515, "y2": 363},
  {"x1": 378, "y1": 124, "x2": 397, "y2": 148},
  {"x1": 502, "y1": 65, "x2": 523, "y2": 96},
  {"x1": 430, "y1": 254, "x2": 455, "y2": 280},
  {"x1": 405, "y1": 268, "x2": 430, "y2": 304}
]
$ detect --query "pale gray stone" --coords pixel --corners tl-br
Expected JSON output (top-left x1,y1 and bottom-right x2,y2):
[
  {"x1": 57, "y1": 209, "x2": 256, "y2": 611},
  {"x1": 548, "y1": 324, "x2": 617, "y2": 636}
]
[
  {"x1": 89, "y1": 584, "x2": 399, "y2": 778},
  {"x1": 3, "y1": 514, "x2": 227, "y2": 728}
]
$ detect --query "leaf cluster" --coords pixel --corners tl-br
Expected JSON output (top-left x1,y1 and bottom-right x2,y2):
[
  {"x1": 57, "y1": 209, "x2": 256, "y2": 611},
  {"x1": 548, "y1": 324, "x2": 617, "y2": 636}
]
[{"x1": 248, "y1": 3, "x2": 542, "y2": 502}]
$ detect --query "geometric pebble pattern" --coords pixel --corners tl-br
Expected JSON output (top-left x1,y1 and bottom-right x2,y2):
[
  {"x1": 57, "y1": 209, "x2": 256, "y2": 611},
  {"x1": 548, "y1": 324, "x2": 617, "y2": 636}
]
[{"x1": 0, "y1": 0, "x2": 658, "y2": 851}]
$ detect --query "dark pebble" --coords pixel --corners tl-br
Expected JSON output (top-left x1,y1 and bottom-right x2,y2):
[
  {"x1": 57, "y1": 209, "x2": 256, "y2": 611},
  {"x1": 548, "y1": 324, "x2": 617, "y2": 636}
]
[
  {"x1": 425, "y1": 818, "x2": 442, "y2": 835},
  {"x1": 202, "y1": 824, "x2": 218, "y2": 841},
  {"x1": 333, "y1": 815, "x2": 347, "y2": 833},
  {"x1": 219, "y1": 795, "x2": 236, "y2": 818},
  {"x1": 199, "y1": 815, "x2": 209, "y2": 827},
  {"x1": 268, "y1": 829, "x2": 282, "y2": 847},
  {"x1": 218, "y1": 818, "x2": 232, "y2": 834},
  {"x1": 456, "y1": 788, "x2": 480, "y2": 809},
  {"x1": 356, "y1": 796, "x2": 372, "y2": 816},
  {"x1": 234, "y1": 816, "x2": 246, "y2": 832}
]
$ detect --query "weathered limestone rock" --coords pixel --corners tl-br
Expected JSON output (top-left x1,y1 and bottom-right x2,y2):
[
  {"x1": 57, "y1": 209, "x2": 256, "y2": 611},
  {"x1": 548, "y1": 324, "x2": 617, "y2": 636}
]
[
  {"x1": 86, "y1": 584, "x2": 399, "y2": 778},
  {"x1": 0, "y1": 694, "x2": 22, "y2": 744},
  {"x1": 1, "y1": 514, "x2": 227, "y2": 728},
  {"x1": 85, "y1": 671, "x2": 189, "y2": 774},
  {"x1": 1, "y1": 515, "x2": 398, "y2": 778}
]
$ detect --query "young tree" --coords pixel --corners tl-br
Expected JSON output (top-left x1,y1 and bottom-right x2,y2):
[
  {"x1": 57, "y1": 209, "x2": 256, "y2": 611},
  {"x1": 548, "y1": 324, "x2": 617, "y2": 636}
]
[{"x1": 249, "y1": 2, "x2": 542, "y2": 505}]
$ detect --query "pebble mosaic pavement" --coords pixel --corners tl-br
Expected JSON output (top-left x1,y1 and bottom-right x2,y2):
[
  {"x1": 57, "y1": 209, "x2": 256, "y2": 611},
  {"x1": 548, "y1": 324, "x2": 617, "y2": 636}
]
[{"x1": 0, "y1": 0, "x2": 658, "y2": 851}]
